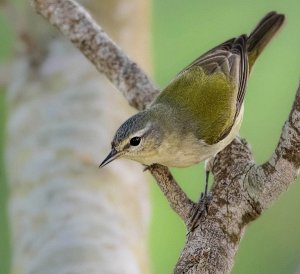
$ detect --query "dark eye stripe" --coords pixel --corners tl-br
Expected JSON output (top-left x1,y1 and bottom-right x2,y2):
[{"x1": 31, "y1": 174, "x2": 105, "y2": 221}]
[{"x1": 124, "y1": 143, "x2": 130, "y2": 150}]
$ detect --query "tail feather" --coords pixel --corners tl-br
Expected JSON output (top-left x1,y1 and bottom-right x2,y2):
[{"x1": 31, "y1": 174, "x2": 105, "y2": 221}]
[{"x1": 247, "y1": 11, "x2": 285, "y2": 69}]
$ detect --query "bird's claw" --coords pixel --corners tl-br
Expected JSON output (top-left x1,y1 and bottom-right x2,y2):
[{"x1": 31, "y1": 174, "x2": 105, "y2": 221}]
[{"x1": 187, "y1": 192, "x2": 212, "y2": 234}]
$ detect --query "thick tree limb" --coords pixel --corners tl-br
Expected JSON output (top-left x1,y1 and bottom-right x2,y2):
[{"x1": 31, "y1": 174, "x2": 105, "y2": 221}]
[
  {"x1": 8, "y1": 0, "x2": 152, "y2": 273},
  {"x1": 31, "y1": 1, "x2": 300, "y2": 273}
]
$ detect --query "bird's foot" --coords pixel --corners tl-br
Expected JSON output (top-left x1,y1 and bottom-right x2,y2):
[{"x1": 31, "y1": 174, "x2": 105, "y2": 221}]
[{"x1": 187, "y1": 192, "x2": 212, "y2": 234}]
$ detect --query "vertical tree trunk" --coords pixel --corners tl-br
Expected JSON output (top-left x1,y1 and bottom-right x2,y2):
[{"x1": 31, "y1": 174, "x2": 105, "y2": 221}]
[{"x1": 6, "y1": 1, "x2": 151, "y2": 273}]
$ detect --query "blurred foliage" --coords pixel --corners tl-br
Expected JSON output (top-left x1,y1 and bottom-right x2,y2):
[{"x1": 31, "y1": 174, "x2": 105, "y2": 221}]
[
  {"x1": 0, "y1": 1, "x2": 300, "y2": 274},
  {"x1": 150, "y1": 0, "x2": 300, "y2": 274}
]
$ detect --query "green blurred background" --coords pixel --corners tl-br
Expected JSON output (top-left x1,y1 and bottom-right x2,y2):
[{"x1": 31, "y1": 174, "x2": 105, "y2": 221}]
[
  {"x1": 150, "y1": 0, "x2": 300, "y2": 273},
  {"x1": 1, "y1": 0, "x2": 300, "y2": 273}
]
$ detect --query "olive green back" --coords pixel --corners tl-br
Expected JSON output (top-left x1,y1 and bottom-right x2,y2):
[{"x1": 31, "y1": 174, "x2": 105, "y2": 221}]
[{"x1": 154, "y1": 66, "x2": 236, "y2": 145}]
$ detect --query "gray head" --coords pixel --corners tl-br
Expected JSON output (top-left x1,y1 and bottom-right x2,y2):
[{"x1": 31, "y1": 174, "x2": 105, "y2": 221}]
[{"x1": 99, "y1": 110, "x2": 164, "y2": 167}]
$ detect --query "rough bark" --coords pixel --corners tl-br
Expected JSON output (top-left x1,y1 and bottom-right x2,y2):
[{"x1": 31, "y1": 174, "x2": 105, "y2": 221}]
[
  {"x1": 6, "y1": 1, "x2": 151, "y2": 273},
  {"x1": 30, "y1": 0, "x2": 300, "y2": 273}
]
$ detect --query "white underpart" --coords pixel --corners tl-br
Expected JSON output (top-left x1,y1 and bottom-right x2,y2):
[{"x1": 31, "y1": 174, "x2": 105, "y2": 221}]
[{"x1": 142, "y1": 104, "x2": 244, "y2": 167}]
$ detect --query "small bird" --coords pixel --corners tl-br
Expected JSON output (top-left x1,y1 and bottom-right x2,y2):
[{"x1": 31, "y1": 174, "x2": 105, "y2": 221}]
[{"x1": 100, "y1": 12, "x2": 284, "y2": 174}]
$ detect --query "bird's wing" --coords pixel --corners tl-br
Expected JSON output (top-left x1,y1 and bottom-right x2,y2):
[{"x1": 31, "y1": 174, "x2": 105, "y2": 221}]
[
  {"x1": 155, "y1": 35, "x2": 249, "y2": 144},
  {"x1": 179, "y1": 35, "x2": 248, "y2": 120}
]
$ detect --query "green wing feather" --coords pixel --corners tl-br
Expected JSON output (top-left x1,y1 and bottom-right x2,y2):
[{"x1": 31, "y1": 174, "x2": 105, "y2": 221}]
[{"x1": 154, "y1": 36, "x2": 248, "y2": 145}]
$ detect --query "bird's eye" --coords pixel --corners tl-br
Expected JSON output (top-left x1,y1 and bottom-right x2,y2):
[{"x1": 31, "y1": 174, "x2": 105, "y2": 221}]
[{"x1": 130, "y1": 136, "x2": 141, "y2": 146}]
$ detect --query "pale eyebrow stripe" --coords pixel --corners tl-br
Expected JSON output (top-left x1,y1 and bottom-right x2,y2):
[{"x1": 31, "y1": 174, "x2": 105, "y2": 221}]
[{"x1": 130, "y1": 122, "x2": 152, "y2": 138}]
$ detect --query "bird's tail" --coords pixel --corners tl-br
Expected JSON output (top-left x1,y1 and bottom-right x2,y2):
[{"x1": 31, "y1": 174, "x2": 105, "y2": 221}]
[{"x1": 247, "y1": 11, "x2": 285, "y2": 69}]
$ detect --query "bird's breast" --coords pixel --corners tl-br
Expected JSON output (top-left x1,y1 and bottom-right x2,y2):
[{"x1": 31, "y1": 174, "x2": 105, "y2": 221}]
[{"x1": 155, "y1": 105, "x2": 244, "y2": 167}]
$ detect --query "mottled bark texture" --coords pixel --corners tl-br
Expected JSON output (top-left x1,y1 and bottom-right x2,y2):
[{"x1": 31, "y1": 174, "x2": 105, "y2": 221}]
[
  {"x1": 31, "y1": 0, "x2": 300, "y2": 273},
  {"x1": 6, "y1": 0, "x2": 151, "y2": 273}
]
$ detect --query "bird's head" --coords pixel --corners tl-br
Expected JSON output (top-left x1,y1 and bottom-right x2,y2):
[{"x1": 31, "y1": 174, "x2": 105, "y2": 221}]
[{"x1": 99, "y1": 110, "x2": 165, "y2": 167}]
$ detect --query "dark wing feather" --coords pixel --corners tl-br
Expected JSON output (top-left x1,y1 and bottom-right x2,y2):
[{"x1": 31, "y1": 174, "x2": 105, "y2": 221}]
[
  {"x1": 231, "y1": 35, "x2": 249, "y2": 119},
  {"x1": 179, "y1": 38, "x2": 235, "y2": 74}
]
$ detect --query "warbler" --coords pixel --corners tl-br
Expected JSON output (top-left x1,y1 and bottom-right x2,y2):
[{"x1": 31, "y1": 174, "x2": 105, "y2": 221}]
[{"x1": 100, "y1": 12, "x2": 284, "y2": 170}]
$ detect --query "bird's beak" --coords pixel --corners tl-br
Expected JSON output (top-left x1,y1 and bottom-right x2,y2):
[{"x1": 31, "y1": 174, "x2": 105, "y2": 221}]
[{"x1": 99, "y1": 148, "x2": 120, "y2": 168}]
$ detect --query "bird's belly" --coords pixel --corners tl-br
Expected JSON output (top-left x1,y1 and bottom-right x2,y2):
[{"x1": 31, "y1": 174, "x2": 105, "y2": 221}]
[
  {"x1": 157, "y1": 105, "x2": 244, "y2": 168},
  {"x1": 159, "y1": 140, "x2": 219, "y2": 167}
]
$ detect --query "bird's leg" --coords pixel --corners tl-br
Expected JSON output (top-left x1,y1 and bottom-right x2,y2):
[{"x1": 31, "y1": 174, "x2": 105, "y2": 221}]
[
  {"x1": 204, "y1": 170, "x2": 209, "y2": 198},
  {"x1": 187, "y1": 171, "x2": 212, "y2": 233}
]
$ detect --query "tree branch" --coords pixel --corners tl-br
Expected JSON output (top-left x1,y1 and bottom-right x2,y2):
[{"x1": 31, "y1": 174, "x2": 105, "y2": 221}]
[
  {"x1": 31, "y1": 0, "x2": 159, "y2": 110},
  {"x1": 31, "y1": 1, "x2": 300, "y2": 273},
  {"x1": 148, "y1": 164, "x2": 195, "y2": 223},
  {"x1": 246, "y1": 81, "x2": 300, "y2": 209}
]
